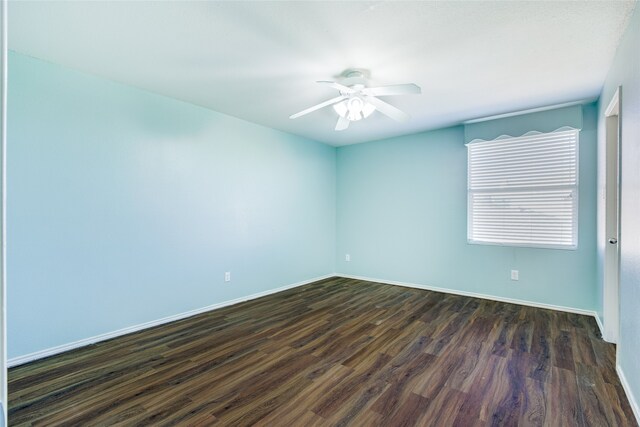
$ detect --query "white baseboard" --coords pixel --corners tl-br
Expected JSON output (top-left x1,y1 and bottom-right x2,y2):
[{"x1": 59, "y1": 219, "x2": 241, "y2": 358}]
[
  {"x1": 8, "y1": 273, "x2": 336, "y2": 368},
  {"x1": 594, "y1": 312, "x2": 605, "y2": 338},
  {"x1": 336, "y1": 274, "x2": 597, "y2": 317},
  {"x1": 617, "y1": 363, "x2": 640, "y2": 424}
]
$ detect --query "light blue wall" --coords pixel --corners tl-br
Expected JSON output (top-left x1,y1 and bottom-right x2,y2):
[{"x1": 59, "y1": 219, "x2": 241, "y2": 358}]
[
  {"x1": 337, "y1": 104, "x2": 598, "y2": 311},
  {"x1": 598, "y1": 6, "x2": 640, "y2": 416},
  {"x1": 7, "y1": 52, "x2": 336, "y2": 359}
]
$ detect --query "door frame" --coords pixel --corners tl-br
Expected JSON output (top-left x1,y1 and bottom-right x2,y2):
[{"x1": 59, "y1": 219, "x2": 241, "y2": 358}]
[
  {"x1": 0, "y1": 0, "x2": 7, "y2": 423},
  {"x1": 603, "y1": 87, "x2": 621, "y2": 344}
]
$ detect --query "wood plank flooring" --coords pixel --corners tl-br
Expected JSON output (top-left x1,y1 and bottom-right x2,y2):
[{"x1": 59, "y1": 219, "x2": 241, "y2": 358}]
[{"x1": 9, "y1": 277, "x2": 638, "y2": 426}]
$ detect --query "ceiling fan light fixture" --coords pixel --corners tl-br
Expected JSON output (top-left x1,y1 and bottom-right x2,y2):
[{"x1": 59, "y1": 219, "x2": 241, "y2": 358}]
[
  {"x1": 333, "y1": 100, "x2": 348, "y2": 118},
  {"x1": 362, "y1": 102, "x2": 375, "y2": 118},
  {"x1": 347, "y1": 97, "x2": 363, "y2": 121},
  {"x1": 333, "y1": 96, "x2": 375, "y2": 122}
]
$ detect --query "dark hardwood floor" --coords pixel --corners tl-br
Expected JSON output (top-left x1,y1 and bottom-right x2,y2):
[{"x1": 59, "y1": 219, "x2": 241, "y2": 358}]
[{"x1": 9, "y1": 277, "x2": 637, "y2": 426}]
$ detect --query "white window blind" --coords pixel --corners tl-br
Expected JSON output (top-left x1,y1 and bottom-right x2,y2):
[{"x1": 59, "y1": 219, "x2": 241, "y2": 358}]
[{"x1": 467, "y1": 129, "x2": 579, "y2": 249}]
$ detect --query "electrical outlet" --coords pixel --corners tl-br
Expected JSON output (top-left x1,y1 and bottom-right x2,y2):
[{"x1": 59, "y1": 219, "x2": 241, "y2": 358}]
[
  {"x1": 345, "y1": 254, "x2": 351, "y2": 262},
  {"x1": 225, "y1": 272, "x2": 231, "y2": 282},
  {"x1": 511, "y1": 270, "x2": 519, "y2": 281}
]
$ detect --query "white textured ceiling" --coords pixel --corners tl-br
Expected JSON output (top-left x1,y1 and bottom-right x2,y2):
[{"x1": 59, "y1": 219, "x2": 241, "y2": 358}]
[{"x1": 8, "y1": 1, "x2": 636, "y2": 146}]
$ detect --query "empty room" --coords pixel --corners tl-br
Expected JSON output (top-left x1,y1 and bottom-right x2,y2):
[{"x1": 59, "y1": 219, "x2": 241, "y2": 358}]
[{"x1": 1, "y1": 0, "x2": 639, "y2": 426}]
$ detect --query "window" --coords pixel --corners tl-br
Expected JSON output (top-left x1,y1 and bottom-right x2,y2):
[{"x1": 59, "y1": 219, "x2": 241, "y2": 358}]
[{"x1": 467, "y1": 128, "x2": 579, "y2": 249}]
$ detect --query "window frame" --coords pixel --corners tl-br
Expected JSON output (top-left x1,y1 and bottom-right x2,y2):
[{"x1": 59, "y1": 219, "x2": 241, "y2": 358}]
[{"x1": 466, "y1": 128, "x2": 580, "y2": 250}]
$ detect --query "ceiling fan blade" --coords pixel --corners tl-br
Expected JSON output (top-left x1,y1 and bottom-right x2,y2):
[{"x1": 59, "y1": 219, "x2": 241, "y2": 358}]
[
  {"x1": 289, "y1": 95, "x2": 347, "y2": 119},
  {"x1": 364, "y1": 96, "x2": 410, "y2": 122},
  {"x1": 335, "y1": 116, "x2": 350, "y2": 131},
  {"x1": 362, "y1": 83, "x2": 421, "y2": 97},
  {"x1": 317, "y1": 81, "x2": 356, "y2": 94}
]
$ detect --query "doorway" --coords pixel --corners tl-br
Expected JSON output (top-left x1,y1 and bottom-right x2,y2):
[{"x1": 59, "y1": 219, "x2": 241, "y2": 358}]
[{"x1": 603, "y1": 87, "x2": 621, "y2": 344}]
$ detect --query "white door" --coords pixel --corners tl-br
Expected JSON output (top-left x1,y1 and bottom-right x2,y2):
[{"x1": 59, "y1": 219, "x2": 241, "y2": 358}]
[{"x1": 603, "y1": 88, "x2": 620, "y2": 344}]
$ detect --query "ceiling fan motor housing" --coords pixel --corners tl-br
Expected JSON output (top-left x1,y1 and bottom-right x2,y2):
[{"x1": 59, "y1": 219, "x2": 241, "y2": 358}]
[{"x1": 339, "y1": 69, "x2": 369, "y2": 91}]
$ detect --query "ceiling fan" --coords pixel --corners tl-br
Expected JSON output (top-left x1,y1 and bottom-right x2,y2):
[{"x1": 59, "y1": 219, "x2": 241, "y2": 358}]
[{"x1": 289, "y1": 69, "x2": 421, "y2": 131}]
